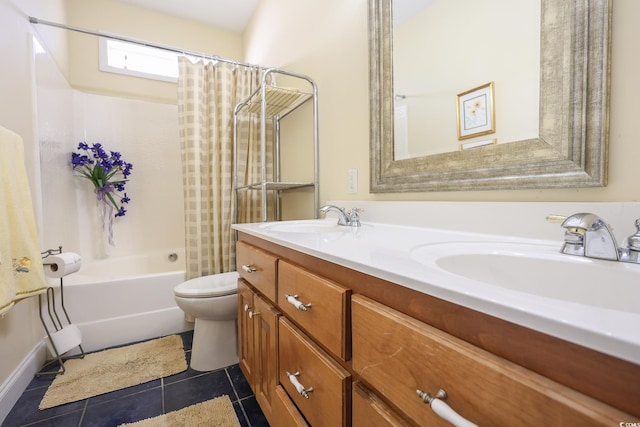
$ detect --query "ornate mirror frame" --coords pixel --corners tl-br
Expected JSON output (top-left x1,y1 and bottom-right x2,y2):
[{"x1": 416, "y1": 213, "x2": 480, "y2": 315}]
[{"x1": 369, "y1": 0, "x2": 612, "y2": 192}]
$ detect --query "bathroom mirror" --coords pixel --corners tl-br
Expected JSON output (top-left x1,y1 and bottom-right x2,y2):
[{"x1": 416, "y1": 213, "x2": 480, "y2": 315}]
[{"x1": 369, "y1": 0, "x2": 611, "y2": 192}]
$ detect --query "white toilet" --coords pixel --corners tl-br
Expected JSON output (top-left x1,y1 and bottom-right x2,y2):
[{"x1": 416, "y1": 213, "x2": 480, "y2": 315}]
[{"x1": 173, "y1": 271, "x2": 240, "y2": 372}]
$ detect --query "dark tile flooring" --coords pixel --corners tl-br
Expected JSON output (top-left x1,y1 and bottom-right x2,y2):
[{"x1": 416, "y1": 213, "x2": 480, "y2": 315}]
[{"x1": 2, "y1": 331, "x2": 268, "y2": 427}]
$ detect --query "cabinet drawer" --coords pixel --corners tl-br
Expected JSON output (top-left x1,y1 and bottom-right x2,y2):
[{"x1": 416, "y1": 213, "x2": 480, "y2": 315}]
[
  {"x1": 278, "y1": 260, "x2": 350, "y2": 360},
  {"x1": 236, "y1": 241, "x2": 277, "y2": 302},
  {"x1": 279, "y1": 318, "x2": 350, "y2": 427},
  {"x1": 353, "y1": 382, "x2": 411, "y2": 427},
  {"x1": 352, "y1": 294, "x2": 630, "y2": 426}
]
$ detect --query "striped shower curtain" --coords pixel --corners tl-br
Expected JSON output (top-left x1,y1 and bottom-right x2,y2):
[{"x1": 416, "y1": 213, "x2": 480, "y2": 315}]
[{"x1": 177, "y1": 57, "x2": 273, "y2": 279}]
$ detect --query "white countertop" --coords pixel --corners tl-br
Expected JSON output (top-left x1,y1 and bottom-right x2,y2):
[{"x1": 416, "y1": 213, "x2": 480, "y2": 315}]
[{"x1": 233, "y1": 219, "x2": 640, "y2": 365}]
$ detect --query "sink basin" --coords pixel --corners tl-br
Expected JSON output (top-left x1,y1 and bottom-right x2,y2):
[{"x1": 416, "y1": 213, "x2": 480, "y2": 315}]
[
  {"x1": 411, "y1": 242, "x2": 640, "y2": 313},
  {"x1": 258, "y1": 220, "x2": 348, "y2": 233}
]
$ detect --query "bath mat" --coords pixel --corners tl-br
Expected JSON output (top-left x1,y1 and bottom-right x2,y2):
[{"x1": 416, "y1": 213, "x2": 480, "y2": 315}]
[
  {"x1": 39, "y1": 334, "x2": 187, "y2": 409},
  {"x1": 118, "y1": 395, "x2": 241, "y2": 427}
]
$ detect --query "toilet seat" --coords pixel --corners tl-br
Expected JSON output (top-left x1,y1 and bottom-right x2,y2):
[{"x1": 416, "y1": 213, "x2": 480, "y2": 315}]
[{"x1": 174, "y1": 272, "x2": 238, "y2": 298}]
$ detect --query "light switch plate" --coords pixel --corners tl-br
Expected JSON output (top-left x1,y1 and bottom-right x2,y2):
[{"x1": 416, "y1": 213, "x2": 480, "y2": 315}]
[{"x1": 348, "y1": 169, "x2": 358, "y2": 194}]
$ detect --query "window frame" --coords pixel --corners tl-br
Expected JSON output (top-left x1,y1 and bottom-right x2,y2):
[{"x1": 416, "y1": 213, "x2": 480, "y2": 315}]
[{"x1": 98, "y1": 36, "x2": 180, "y2": 83}]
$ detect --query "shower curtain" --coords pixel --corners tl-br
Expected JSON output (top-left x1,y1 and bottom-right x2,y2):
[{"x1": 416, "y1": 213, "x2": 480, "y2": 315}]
[{"x1": 177, "y1": 57, "x2": 273, "y2": 279}]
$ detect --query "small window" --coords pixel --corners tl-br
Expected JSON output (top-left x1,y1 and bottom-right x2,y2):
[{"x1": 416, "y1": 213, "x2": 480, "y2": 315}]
[{"x1": 99, "y1": 37, "x2": 180, "y2": 82}]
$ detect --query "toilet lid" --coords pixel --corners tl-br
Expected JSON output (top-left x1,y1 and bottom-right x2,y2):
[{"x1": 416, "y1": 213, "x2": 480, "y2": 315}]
[{"x1": 174, "y1": 272, "x2": 239, "y2": 298}]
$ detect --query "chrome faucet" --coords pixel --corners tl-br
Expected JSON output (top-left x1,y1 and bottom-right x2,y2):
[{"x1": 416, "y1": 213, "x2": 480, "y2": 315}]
[
  {"x1": 320, "y1": 205, "x2": 362, "y2": 227},
  {"x1": 619, "y1": 219, "x2": 640, "y2": 264},
  {"x1": 548, "y1": 213, "x2": 640, "y2": 264}
]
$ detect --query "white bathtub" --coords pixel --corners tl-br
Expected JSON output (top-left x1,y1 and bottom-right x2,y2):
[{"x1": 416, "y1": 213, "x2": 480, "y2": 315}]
[{"x1": 43, "y1": 250, "x2": 190, "y2": 354}]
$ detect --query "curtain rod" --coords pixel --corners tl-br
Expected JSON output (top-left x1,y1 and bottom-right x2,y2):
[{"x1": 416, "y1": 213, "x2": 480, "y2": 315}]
[{"x1": 28, "y1": 16, "x2": 264, "y2": 70}]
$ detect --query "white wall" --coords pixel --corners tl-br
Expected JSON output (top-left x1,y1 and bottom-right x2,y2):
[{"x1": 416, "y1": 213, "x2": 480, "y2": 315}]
[
  {"x1": 65, "y1": 0, "x2": 245, "y2": 104},
  {"x1": 68, "y1": 93, "x2": 185, "y2": 260},
  {"x1": 245, "y1": 0, "x2": 370, "y2": 207},
  {"x1": 37, "y1": 42, "x2": 186, "y2": 261},
  {"x1": 35, "y1": 33, "x2": 77, "y2": 253},
  {"x1": 245, "y1": 0, "x2": 640, "y2": 203},
  {"x1": 0, "y1": 0, "x2": 64, "y2": 419},
  {"x1": 1, "y1": 1, "x2": 186, "y2": 419}
]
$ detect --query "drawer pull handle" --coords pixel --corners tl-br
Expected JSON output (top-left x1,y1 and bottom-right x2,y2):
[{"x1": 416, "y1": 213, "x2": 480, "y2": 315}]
[
  {"x1": 417, "y1": 389, "x2": 478, "y2": 427},
  {"x1": 286, "y1": 371, "x2": 313, "y2": 399},
  {"x1": 241, "y1": 264, "x2": 257, "y2": 273},
  {"x1": 248, "y1": 310, "x2": 260, "y2": 319},
  {"x1": 285, "y1": 294, "x2": 312, "y2": 311},
  {"x1": 243, "y1": 304, "x2": 251, "y2": 312}
]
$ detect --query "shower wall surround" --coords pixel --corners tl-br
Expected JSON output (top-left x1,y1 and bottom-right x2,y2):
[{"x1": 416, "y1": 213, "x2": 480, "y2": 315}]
[{"x1": 35, "y1": 38, "x2": 185, "y2": 262}]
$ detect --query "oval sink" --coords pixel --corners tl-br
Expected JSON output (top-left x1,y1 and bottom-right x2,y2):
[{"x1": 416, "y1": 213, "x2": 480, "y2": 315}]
[
  {"x1": 411, "y1": 242, "x2": 640, "y2": 313},
  {"x1": 258, "y1": 219, "x2": 347, "y2": 233}
]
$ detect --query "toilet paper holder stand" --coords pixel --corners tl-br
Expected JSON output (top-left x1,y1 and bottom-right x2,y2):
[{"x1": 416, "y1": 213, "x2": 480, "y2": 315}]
[{"x1": 38, "y1": 246, "x2": 85, "y2": 376}]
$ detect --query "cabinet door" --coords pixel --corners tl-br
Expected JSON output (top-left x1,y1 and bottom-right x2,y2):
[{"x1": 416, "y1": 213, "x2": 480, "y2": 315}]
[
  {"x1": 353, "y1": 382, "x2": 411, "y2": 427},
  {"x1": 238, "y1": 280, "x2": 281, "y2": 424},
  {"x1": 272, "y1": 385, "x2": 310, "y2": 427},
  {"x1": 352, "y1": 294, "x2": 630, "y2": 426},
  {"x1": 237, "y1": 280, "x2": 255, "y2": 387},
  {"x1": 253, "y1": 294, "x2": 280, "y2": 423}
]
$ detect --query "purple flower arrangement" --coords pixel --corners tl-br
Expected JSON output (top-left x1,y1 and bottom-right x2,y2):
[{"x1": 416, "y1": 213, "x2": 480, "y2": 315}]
[{"x1": 71, "y1": 142, "x2": 133, "y2": 218}]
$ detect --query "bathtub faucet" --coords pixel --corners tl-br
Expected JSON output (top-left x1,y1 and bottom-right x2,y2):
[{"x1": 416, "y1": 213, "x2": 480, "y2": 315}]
[{"x1": 320, "y1": 205, "x2": 362, "y2": 227}]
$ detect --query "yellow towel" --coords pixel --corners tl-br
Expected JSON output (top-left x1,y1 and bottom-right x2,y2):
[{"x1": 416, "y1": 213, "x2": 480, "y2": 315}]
[{"x1": 0, "y1": 126, "x2": 46, "y2": 316}]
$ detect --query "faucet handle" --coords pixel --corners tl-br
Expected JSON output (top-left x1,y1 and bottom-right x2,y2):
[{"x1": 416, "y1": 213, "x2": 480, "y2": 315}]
[
  {"x1": 545, "y1": 214, "x2": 567, "y2": 224},
  {"x1": 547, "y1": 214, "x2": 585, "y2": 255},
  {"x1": 347, "y1": 207, "x2": 363, "y2": 227},
  {"x1": 627, "y1": 219, "x2": 640, "y2": 251}
]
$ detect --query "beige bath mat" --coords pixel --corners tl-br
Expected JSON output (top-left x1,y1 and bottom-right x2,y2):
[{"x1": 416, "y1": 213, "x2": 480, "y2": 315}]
[
  {"x1": 118, "y1": 395, "x2": 241, "y2": 427},
  {"x1": 39, "y1": 334, "x2": 187, "y2": 409}
]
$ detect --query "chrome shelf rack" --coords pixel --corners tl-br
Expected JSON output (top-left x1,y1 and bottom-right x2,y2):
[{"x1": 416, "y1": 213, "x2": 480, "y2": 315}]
[{"x1": 233, "y1": 68, "x2": 319, "y2": 223}]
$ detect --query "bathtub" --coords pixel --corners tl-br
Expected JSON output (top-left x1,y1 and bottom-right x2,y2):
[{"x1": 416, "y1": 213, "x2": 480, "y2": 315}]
[{"x1": 43, "y1": 250, "x2": 191, "y2": 354}]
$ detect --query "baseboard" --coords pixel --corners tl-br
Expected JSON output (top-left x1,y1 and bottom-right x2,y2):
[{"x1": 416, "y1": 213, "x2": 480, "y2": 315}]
[{"x1": 0, "y1": 342, "x2": 46, "y2": 425}]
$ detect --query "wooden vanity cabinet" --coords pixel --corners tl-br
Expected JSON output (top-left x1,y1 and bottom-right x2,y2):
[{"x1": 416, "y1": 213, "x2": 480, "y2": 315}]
[
  {"x1": 236, "y1": 232, "x2": 639, "y2": 425},
  {"x1": 237, "y1": 241, "x2": 350, "y2": 426}
]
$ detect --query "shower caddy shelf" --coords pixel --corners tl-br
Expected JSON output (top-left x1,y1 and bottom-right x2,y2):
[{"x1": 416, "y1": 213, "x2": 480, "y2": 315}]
[{"x1": 233, "y1": 68, "x2": 319, "y2": 223}]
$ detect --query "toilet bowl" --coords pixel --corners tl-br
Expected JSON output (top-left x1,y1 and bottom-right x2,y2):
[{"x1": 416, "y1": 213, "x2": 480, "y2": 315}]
[{"x1": 173, "y1": 271, "x2": 239, "y2": 372}]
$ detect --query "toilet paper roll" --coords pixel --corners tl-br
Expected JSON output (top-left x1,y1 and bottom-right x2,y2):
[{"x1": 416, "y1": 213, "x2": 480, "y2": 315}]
[
  {"x1": 45, "y1": 324, "x2": 82, "y2": 356},
  {"x1": 44, "y1": 252, "x2": 81, "y2": 278}
]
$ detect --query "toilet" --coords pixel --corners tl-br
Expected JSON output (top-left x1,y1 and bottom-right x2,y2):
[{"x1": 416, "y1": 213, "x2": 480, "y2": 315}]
[{"x1": 173, "y1": 271, "x2": 239, "y2": 372}]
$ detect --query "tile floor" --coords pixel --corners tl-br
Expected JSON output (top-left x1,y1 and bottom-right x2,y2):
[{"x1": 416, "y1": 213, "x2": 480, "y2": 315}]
[{"x1": 1, "y1": 331, "x2": 268, "y2": 427}]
